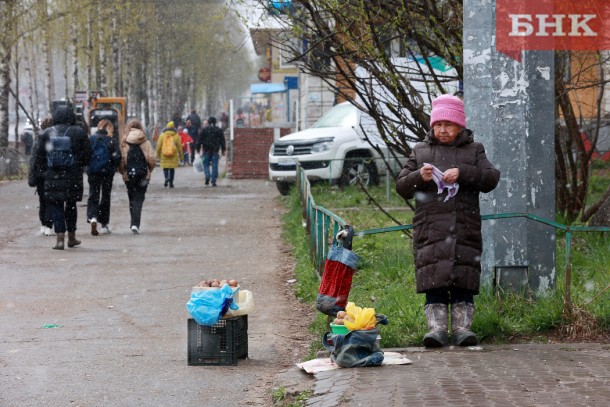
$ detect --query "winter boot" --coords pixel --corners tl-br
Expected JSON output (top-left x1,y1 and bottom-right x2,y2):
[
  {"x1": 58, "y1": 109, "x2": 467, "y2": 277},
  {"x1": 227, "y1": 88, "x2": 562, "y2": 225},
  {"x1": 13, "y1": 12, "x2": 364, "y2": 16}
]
[
  {"x1": 451, "y1": 302, "x2": 478, "y2": 346},
  {"x1": 423, "y1": 303, "x2": 448, "y2": 347},
  {"x1": 53, "y1": 233, "x2": 65, "y2": 250},
  {"x1": 67, "y1": 231, "x2": 81, "y2": 248},
  {"x1": 90, "y1": 218, "x2": 98, "y2": 236}
]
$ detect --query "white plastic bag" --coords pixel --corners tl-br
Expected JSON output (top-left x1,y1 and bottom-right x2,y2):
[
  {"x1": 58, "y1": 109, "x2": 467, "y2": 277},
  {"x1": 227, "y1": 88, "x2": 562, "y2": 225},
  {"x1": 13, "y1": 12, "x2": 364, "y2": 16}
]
[
  {"x1": 193, "y1": 153, "x2": 204, "y2": 173},
  {"x1": 225, "y1": 290, "x2": 254, "y2": 317}
]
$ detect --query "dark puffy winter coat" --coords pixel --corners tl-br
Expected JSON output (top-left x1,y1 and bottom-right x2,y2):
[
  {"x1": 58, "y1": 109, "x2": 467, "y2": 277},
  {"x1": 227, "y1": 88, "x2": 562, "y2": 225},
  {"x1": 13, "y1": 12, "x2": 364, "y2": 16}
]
[
  {"x1": 27, "y1": 136, "x2": 45, "y2": 188},
  {"x1": 396, "y1": 129, "x2": 500, "y2": 294},
  {"x1": 197, "y1": 125, "x2": 226, "y2": 154},
  {"x1": 187, "y1": 112, "x2": 202, "y2": 130},
  {"x1": 32, "y1": 105, "x2": 92, "y2": 203}
]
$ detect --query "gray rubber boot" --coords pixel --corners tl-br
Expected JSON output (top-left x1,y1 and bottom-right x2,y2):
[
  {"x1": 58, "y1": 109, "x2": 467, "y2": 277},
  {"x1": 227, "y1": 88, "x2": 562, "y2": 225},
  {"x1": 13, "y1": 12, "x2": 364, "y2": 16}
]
[
  {"x1": 423, "y1": 303, "x2": 448, "y2": 347},
  {"x1": 53, "y1": 233, "x2": 65, "y2": 250},
  {"x1": 451, "y1": 302, "x2": 478, "y2": 346},
  {"x1": 67, "y1": 231, "x2": 81, "y2": 248}
]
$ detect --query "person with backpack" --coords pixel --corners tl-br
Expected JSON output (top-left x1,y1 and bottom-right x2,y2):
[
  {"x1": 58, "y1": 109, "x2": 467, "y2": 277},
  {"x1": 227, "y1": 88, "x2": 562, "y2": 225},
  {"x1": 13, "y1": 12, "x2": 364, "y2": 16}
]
[
  {"x1": 118, "y1": 119, "x2": 156, "y2": 234},
  {"x1": 86, "y1": 119, "x2": 121, "y2": 235},
  {"x1": 31, "y1": 104, "x2": 93, "y2": 250},
  {"x1": 27, "y1": 116, "x2": 54, "y2": 237},
  {"x1": 196, "y1": 116, "x2": 226, "y2": 187},
  {"x1": 156, "y1": 121, "x2": 183, "y2": 188}
]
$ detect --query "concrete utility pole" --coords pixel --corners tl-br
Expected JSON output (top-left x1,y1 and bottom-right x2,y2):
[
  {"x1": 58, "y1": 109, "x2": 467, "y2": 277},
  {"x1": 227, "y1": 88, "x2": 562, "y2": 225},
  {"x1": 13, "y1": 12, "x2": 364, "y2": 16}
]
[{"x1": 463, "y1": 1, "x2": 556, "y2": 293}]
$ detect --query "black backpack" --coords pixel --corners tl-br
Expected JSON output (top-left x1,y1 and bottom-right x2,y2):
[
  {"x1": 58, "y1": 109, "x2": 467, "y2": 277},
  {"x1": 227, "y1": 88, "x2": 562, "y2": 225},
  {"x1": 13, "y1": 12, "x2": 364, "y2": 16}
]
[
  {"x1": 126, "y1": 143, "x2": 148, "y2": 182},
  {"x1": 46, "y1": 127, "x2": 75, "y2": 169}
]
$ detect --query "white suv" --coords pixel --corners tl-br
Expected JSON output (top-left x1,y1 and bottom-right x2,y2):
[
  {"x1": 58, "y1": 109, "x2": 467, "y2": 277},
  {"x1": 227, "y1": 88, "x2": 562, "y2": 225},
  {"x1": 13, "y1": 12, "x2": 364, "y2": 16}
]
[{"x1": 269, "y1": 102, "x2": 398, "y2": 195}]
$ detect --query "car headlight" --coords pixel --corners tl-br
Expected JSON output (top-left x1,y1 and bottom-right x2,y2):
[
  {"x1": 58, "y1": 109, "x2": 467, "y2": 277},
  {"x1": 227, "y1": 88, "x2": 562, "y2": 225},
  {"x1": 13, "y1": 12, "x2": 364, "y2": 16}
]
[{"x1": 311, "y1": 138, "x2": 334, "y2": 153}]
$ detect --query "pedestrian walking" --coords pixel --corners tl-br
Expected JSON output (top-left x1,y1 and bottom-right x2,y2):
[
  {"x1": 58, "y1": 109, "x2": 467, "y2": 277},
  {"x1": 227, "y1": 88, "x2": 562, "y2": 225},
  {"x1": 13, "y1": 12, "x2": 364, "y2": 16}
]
[
  {"x1": 396, "y1": 94, "x2": 500, "y2": 347},
  {"x1": 27, "y1": 116, "x2": 54, "y2": 236},
  {"x1": 31, "y1": 105, "x2": 92, "y2": 250},
  {"x1": 156, "y1": 121, "x2": 183, "y2": 188},
  {"x1": 86, "y1": 119, "x2": 121, "y2": 235},
  {"x1": 184, "y1": 119, "x2": 199, "y2": 165},
  {"x1": 186, "y1": 109, "x2": 202, "y2": 132},
  {"x1": 219, "y1": 112, "x2": 229, "y2": 131},
  {"x1": 118, "y1": 119, "x2": 156, "y2": 235},
  {"x1": 196, "y1": 116, "x2": 226, "y2": 187},
  {"x1": 178, "y1": 126, "x2": 193, "y2": 165},
  {"x1": 21, "y1": 125, "x2": 34, "y2": 156}
]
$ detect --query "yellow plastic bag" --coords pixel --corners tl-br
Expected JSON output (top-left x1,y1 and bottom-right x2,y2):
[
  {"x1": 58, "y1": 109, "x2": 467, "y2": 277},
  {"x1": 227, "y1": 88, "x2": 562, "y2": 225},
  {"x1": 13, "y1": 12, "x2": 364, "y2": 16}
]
[
  {"x1": 343, "y1": 302, "x2": 377, "y2": 331},
  {"x1": 224, "y1": 290, "x2": 255, "y2": 317}
]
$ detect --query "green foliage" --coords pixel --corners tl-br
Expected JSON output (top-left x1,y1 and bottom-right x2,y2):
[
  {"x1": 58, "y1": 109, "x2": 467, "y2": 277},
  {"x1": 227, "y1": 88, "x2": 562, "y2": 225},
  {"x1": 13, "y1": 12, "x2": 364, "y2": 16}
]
[
  {"x1": 281, "y1": 182, "x2": 610, "y2": 348},
  {"x1": 587, "y1": 161, "x2": 610, "y2": 205},
  {"x1": 272, "y1": 386, "x2": 312, "y2": 407}
]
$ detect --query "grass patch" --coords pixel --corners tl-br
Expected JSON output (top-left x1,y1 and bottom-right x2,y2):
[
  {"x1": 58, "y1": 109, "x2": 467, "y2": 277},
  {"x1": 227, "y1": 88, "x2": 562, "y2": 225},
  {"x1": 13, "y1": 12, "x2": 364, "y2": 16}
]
[
  {"x1": 280, "y1": 180, "x2": 610, "y2": 349},
  {"x1": 272, "y1": 386, "x2": 312, "y2": 407}
]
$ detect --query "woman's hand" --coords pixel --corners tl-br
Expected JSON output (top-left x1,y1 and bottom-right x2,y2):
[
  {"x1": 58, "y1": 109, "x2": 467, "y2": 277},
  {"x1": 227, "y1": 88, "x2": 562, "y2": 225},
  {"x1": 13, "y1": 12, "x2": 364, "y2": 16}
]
[
  {"x1": 443, "y1": 168, "x2": 459, "y2": 184},
  {"x1": 420, "y1": 164, "x2": 433, "y2": 181}
]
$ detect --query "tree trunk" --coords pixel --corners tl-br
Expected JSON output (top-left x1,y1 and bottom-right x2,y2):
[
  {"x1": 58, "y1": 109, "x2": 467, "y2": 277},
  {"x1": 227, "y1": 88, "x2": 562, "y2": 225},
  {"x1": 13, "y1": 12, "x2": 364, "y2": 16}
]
[
  {"x1": 86, "y1": 9, "x2": 93, "y2": 90},
  {"x1": 98, "y1": 4, "x2": 107, "y2": 94},
  {"x1": 63, "y1": 46, "x2": 69, "y2": 98},
  {"x1": 589, "y1": 193, "x2": 610, "y2": 226},
  {"x1": 112, "y1": 15, "x2": 121, "y2": 96},
  {"x1": 39, "y1": 0, "x2": 54, "y2": 113},
  {"x1": 71, "y1": 15, "x2": 79, "y2": 94},
  {"x1": 13, "y1": 40, "x2": 20, "y2": 144},
  {"x1": 143, "y1": 60, "x2": 150, "y2": 128},
  {"x1": 0, "y1": 0, "x2": 14, "y2": 149},
  {"x1": 555, "y1": 56, "x2": 590, "y2": 223},
  {"x1": 24, "y1": 39, "x2": 40, "y2": 125}
]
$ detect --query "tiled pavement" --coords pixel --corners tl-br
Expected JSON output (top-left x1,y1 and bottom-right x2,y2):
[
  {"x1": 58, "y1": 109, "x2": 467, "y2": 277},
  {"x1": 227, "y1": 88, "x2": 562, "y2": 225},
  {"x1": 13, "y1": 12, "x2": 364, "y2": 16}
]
[{"x1": 305, "y1": 343, "x2": 610, "y2": 406}]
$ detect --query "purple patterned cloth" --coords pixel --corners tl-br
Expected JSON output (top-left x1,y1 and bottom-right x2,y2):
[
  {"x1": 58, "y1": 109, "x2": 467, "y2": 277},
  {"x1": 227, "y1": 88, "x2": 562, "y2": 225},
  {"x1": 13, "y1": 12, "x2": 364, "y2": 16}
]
[{"x1": 424, "y1": 163, "x2": 459, "y2": 202}]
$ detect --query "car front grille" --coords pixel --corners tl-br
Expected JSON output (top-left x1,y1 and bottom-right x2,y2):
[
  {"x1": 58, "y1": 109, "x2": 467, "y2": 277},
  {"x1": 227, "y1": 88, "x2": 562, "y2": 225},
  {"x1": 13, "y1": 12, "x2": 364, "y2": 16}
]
[{"x1": 273, "y1": 142, "x2": 317, "y2": 156}]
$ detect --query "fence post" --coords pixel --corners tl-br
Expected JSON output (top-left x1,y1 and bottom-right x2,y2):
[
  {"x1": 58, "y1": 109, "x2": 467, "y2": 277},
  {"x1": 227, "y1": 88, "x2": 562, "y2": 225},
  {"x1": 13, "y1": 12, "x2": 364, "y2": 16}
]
[{"x1": 564, "y1": 229, "x2": 573, "y2": 318}]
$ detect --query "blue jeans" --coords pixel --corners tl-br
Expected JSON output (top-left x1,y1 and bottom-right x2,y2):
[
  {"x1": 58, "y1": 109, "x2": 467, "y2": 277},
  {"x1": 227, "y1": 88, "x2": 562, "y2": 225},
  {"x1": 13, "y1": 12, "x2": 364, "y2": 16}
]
[
  {"x1": 49, "y1": 200, "x2": 78, "y2": 233},
  {"x1": 163, "y1": 168, "x2": 175, "y2": 184},
  {"x1": 203, "y1": 152, "x2": 219, "y2": 184}
]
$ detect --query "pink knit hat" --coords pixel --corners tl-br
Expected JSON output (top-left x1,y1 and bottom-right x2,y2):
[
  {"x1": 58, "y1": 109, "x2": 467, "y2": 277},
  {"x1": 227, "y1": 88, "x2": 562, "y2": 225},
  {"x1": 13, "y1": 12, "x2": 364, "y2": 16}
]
[{"x1": 430, "y1": 94, "x2": 466, "y2": 128}]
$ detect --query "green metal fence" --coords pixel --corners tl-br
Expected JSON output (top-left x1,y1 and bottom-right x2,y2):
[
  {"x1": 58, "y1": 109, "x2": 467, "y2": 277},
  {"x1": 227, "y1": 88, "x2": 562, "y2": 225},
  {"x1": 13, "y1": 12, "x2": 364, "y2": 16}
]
[{"x1": 296, "y1": 165, "x2": 610, "y2": 316}]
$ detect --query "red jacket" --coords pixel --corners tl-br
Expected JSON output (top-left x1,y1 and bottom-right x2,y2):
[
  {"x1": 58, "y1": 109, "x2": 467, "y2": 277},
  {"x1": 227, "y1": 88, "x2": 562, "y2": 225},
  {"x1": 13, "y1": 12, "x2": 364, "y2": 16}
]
[{"x1": 179, "y1": 131, "x2": 193, "y2": 150}]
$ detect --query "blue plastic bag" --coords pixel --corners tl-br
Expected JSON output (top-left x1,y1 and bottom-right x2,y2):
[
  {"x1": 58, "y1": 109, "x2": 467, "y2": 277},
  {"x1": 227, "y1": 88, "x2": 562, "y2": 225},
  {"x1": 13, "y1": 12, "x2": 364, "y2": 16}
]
[{"x1": 186, "y1": 284, "x2": 238, "y2": 326}]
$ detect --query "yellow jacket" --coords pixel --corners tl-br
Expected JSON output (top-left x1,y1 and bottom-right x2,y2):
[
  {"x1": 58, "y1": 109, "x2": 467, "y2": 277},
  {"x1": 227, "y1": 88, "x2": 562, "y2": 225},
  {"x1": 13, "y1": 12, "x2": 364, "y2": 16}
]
[{"x1": 156, "y1": 130, "x2": 184, "y2": 169}]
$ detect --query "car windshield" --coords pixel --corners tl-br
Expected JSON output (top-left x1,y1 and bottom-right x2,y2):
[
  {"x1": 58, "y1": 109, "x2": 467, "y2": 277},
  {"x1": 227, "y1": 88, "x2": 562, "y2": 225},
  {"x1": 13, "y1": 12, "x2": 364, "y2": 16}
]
[{"x1": 312, "y1": 103, "x2": 358, "y2": 128}]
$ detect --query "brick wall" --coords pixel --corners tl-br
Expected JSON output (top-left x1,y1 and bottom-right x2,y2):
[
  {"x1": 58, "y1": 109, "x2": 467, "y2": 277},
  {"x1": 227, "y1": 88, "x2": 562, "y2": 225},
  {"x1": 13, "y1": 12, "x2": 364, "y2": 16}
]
[{"x1": 231, "y1": 128, "x2": 292, "y2": 179}]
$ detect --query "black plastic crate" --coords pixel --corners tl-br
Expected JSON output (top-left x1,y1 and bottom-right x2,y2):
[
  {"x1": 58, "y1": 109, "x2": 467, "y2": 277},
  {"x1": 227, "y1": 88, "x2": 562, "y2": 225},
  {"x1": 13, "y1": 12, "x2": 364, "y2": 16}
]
[{"x1": 187, "y1": 315, "x2": 248, "y2": 366}]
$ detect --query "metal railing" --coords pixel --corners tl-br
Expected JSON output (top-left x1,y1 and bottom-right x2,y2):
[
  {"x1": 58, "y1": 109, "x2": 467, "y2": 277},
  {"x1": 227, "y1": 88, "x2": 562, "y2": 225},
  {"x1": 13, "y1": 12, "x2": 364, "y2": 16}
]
[{"x1": 296, "y1": 165, "x2": 610, "y2": 316}]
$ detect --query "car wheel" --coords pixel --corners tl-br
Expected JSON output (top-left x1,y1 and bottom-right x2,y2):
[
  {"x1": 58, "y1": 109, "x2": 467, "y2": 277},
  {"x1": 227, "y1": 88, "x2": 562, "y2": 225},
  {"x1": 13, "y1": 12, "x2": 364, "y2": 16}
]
[
  {"x1": 340, "y1": 158, "x2": 378, "y2": 187},
  {"x1": 276, "y1": 181, "x2": 293, "y2": 196}
]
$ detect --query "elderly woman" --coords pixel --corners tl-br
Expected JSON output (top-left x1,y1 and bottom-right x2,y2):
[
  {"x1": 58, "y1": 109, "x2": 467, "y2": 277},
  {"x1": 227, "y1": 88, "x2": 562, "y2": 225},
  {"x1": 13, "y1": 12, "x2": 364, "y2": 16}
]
[{"x1": 396, "y1": 94, "x2": 500, "y2": 347}]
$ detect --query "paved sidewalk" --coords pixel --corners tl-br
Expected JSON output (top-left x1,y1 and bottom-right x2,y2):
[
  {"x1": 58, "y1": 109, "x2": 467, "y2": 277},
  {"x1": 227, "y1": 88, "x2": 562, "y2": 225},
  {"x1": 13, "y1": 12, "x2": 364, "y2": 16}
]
[
  {"x1": 0, "y1": 165, "x2": 312, "y2": 407},
  {"x1": 295, "y1": 343, "x2": 610, "y2": 406}
]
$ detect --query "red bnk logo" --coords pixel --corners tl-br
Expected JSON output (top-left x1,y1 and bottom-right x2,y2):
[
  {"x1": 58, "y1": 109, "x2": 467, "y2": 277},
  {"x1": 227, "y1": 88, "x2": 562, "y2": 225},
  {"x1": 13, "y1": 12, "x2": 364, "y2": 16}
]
[{"x1": 496, "y1": 0, "x2": 610, "y2": 61}]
